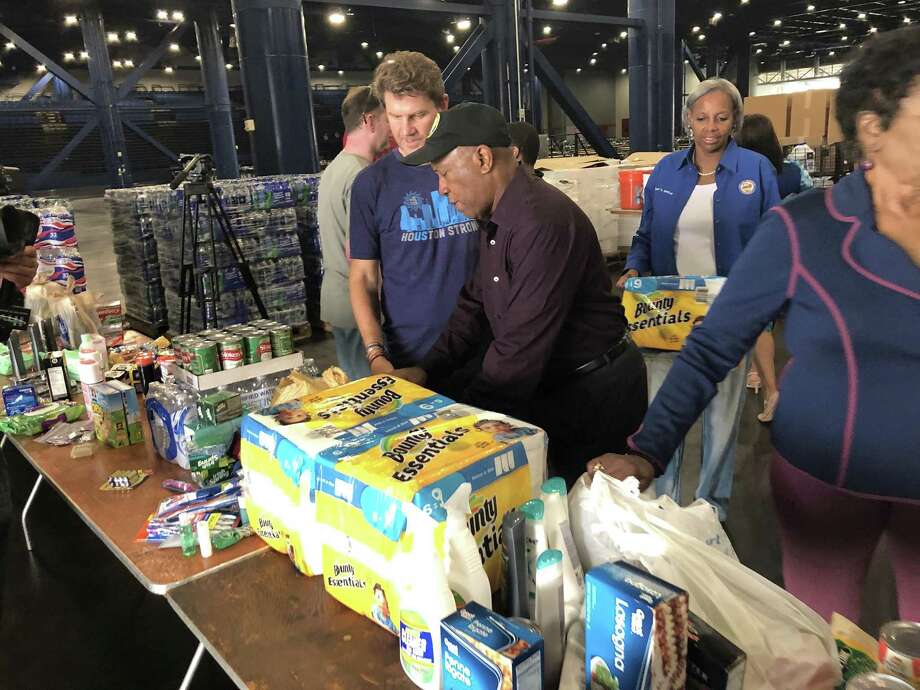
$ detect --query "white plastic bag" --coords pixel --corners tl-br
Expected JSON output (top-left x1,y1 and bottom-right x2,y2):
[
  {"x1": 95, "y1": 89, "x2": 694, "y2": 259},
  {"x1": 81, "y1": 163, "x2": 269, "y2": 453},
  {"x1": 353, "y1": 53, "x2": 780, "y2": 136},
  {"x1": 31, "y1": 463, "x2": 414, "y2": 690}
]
[
  {"x1": 569, "y1": 472, "x2": 841, "y2": 690},
  {"x1": 24, "y1": 277, "x2": 101, "y2": 349}
]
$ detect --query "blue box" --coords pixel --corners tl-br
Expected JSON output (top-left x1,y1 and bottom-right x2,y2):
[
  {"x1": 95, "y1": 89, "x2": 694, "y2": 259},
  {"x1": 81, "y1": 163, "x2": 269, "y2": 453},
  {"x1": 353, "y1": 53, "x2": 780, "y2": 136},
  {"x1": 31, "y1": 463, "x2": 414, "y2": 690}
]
[
  {"x1": 441, "y1": 601, "x2": 544, "y2": 690},
  {"x1": 2, "y1": 383, "x2": 38, "y2": 416},
  {"x1": 585, "y1": 561, "x2": 689, "y2": 690}
]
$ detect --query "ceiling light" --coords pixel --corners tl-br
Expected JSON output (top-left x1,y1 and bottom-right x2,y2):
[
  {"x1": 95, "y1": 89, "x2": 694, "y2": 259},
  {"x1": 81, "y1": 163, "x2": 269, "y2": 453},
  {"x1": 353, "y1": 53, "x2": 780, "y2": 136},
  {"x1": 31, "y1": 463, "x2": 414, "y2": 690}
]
[
  {"x1": 195, "y1": 55, "x2": 201, "y2": 61},
  {"x1": 338, "y1": 69, "x2": 344, "y2": 75},
  {"x1": 543, "y1": 25, "x2": 552, "y2": 35},
  {"x1": 445, "y1": 33, "x2": 455, "y2": 44},
  {"x1": 712, "y1": 12, "x2": 723, "y2": 22},
  {"x1": 318, "y1": 64, "x2": 325, "y2": 71},
  {"x1": 740, "y1": 0, "x2": 749, "y2": 4},
  {"x1": 456, "y1": 18, "x2": 471, "y2": 31},
  {"x1": 621, "y1": 31, "x2": 628, "y2": 39},
  {"x1": 691, "y1": 25, "x2": 700, "y2": 33},
  {"x1": 807, "y1": 4, "x2": 815, "y2": 10},
  {"x1": 589, "y1": 58, "x2": 597, "y2": 65},
  {"x1": 869, "y1": 26, "x2": 877, "y2": 32},
  {"x1": 4, "y1": 42, "x2": 14, "y2": 51},
  {"x1": 782, "y1": 39, "x2": 790, "y2": 46},
  {"x1": 576, "y1": 67, "x2": 582, "y2": 73},
  {"x1": 169, "y1": 43, "x2": 180, "y2": 52},
  {"x1": 328, "y1": 11, "x2": 346, "y2": 25},
  {"x1": 107, "y1": 32, "x2": 120, "y2": 43},
  {"x1": 64, "y1": 15, "x2": 78, "y2": 26},
  {"x1": 773, "y1": 19, "x2": 782, "y2": 26},
  {"x1": 124, "y1": 59, "x2": 134, "y2": 67},
  {"x1": 905, "y1": 17, "x2": 912, "y2": 23},
  {"x1": 453, "y1": 45, "x2": 460, "y2": 52},
  {"x1": 601, "y1": 42, "x2": 607, "y2": 48},
  {"x1": 125, "y1": 31, "x2": 137, "y2": 42},
  {"x1": 36, "y1": 64, "x2": 46, "y2": 73},
  {"x1": 376, "y1": 51, "x2": 383, "y2": 58},
  {"x1": 112, "y1": 59, "x2": 123, "y2": 68},
  {"x1": 698, "y1": 33, "x2": 706, "y2": 40},
  {"x1": 828, "y1": 50, "x2": 835, "y2": 56},
  {"x1": 156, "y1": 9, "x2": 168, "y2": 20},
  {"x1": 171, "y1": 11, "x2": 184, "y2": 21},
  {"x1": 857, "y1": 12, "x2": 866, "y2": 19},
  {"x1": 842, "y1": 34, "x2": 848, "y2": 40},
  {"x1": 164, "y1": 66, "x2": 173, "y2": 73},
  {"x1": 551, "y1": 0, "x2": 568, "y2": 6},
  {"x1": 63, "y1": 52, "x2": 75, "y2": 62},
  {"x1": 80, "y1": 50, "x2": 88, "y2": 60},
  {"x1": 592, "y1": 52, "x2": 598, "y2": 56},
  {"x1": 749, "y1": 31, "x2": 756, "y2": 36},
  {"x1": 755, "y1": 48, "x2": 763, "y2": 54},
  {"x1": 839, "y1": 22, "x2": 846, "y2": 29},
  {"x1": 620, "y1": 67, "x2": 627, "y2": 74},
  {"x1": 226, "y1": 63, "x2": 233, "y2": 69},
  {"x1": 684, "y1": 59, "x2": 689, "y2": 64},
  {"x1": 361, "y1": 41, "x2": 368, "y2": 48}
]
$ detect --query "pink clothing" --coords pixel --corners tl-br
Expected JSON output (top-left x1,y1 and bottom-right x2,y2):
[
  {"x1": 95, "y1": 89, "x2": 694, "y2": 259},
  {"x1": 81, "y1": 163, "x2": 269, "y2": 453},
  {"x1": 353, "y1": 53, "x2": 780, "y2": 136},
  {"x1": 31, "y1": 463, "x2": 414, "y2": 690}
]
[{"x1": 771, "y1": 454, "x2": 920, "y2": 622}]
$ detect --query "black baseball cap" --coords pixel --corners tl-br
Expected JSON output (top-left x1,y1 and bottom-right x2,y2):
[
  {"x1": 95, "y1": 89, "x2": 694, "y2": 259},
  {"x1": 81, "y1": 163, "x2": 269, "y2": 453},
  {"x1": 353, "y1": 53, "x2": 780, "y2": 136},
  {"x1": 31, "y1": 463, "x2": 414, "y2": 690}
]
[{"x1": 400, "y1": 102, "x2": 512, "y2": 166}]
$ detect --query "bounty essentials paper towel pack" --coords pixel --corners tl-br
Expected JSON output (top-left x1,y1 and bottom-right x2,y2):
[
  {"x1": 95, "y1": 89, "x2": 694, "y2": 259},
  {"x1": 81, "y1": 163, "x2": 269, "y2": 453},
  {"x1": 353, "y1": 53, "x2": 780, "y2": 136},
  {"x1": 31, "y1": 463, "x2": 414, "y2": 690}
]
[
  {"x1": 239, "y1": 375, "x2": 547, "y2": 628},
  {"x1": 622, "y1": 276, "x2": 726, "y2": 351}
]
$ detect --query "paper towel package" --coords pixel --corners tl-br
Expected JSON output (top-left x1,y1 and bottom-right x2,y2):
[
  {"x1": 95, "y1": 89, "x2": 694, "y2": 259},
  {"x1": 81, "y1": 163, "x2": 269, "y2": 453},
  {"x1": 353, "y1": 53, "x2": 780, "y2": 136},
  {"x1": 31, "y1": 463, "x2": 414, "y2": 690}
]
[
  {"x1": 622, "y1": 276, "x2": 727, "y2": 351},
  {"x1": 239, "y1": 375, "x2": 547, "y2": 632}
]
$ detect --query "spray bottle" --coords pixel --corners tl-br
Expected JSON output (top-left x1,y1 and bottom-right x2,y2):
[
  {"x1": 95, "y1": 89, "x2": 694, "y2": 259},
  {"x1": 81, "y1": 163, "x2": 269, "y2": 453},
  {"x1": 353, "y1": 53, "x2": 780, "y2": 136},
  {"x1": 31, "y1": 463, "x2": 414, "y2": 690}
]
[
  {"x1": 535, "y1": 549, "x2": 565, "y2": 687},
  {"x1": 520, "y1": 498, "x2": 547, "y2": 620},
  {"x1": 443, "y1": 482, "x2": 492, "y2": 609},
  {"x1": 541, "y1": 477, "x2": 585, "y2": 631},
  {"x1": 398, "y1": 504, "x2": 456, "y2": 690}
]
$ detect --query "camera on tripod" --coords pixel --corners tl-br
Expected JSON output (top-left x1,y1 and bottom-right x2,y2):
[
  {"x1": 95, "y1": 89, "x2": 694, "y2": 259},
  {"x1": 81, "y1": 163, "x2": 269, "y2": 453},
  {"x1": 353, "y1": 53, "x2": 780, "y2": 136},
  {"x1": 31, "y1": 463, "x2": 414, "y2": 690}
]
[{"x1": 169, "y1": 153, "x2": 217, "y2": 190}]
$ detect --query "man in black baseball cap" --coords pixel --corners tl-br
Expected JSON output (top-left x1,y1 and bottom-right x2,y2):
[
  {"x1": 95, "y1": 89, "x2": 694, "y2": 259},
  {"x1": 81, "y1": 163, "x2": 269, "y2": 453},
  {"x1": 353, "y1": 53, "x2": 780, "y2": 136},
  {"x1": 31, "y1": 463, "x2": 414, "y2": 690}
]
[{"x1": 395, "y1": 102, "x2": 648, "y2": 488}]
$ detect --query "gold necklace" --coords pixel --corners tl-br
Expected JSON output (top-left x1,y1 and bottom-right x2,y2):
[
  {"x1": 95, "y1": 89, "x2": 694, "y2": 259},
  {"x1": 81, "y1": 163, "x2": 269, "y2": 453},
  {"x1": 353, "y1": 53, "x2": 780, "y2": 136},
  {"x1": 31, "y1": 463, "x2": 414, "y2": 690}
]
[{"x1": 694, "y1": 157, "x2": 717, "y2": 176}]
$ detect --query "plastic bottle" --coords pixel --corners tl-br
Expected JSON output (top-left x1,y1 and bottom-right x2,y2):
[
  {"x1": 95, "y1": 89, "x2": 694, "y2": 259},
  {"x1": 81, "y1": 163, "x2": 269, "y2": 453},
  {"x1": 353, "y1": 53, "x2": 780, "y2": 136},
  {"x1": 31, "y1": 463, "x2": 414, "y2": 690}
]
[
  {"x1": 79, "y1": 332, "x2": 109, "y2": 371},
  {"x1": 535, "y1": 549, "x2": 565, "y2": 687},
  {"x1": 196, "y1": 520, "x2": 213, "y2": 558},
  {"x1": 520, "y1": 498, "x2": 548, "y2": 620},
  {"x1": 443, "y1": 483, "x2": 492, "y2": 609},
  {"x1": 541, "y1": 477, "x2": 585, "y2": 631},
  {"x1": 397, "y1": 506, "x2": 456, "y2": 690},
  {"x1": 179, "y1": 513, "x2": 197, "y2": 557}
]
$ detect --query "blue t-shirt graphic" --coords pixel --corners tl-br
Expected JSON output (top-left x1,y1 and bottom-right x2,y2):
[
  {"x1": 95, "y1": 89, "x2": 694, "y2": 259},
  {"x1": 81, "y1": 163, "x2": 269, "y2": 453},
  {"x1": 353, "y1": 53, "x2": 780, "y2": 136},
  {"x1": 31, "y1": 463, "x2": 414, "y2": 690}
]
[{"x1": 350, "y1": 151, "x2": 480, "y2": 366}]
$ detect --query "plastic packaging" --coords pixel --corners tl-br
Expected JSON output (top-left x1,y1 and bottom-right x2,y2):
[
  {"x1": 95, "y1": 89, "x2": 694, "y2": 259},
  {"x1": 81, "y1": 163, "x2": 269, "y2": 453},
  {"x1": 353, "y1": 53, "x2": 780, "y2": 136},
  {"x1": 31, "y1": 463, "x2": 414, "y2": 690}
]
[
  {"x1": 179, "y1": 513, "x2": 197, "y2": 557},
  {"x1": 79, "y1": 332, "x2": 108, "y2": 371},
  {"x1": 501, "y1": 509, "x2": 528, "y2": 619},
  {"x1": 541, "y1": 476, "x2": 585, "y2": 632},
  {"x1": 443, "y1": 483, "x2": 492, "y2": 609},
  {"x1": 535, "y1": 549, "x2": 564, "y2": 688},
  {"x1": 397, "y1": 506, "x2": 456, "y2": 690},
  {"x1": 196, "y1": 520, "x2": 213, "y2": 558},
  {"x1": 520, "y1": 498, "x2": 547, "y2": 619}
]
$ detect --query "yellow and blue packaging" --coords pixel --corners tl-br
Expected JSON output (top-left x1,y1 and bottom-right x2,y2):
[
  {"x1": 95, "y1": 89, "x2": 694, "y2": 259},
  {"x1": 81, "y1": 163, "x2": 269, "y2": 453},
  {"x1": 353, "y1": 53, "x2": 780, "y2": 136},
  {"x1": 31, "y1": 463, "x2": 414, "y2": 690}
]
[
  {"x1": 239, "y1": 374, "x2": 547, "y2": 633},
  {"x1": 622, "y1": 276, "x2": 726, "y2": 351}
]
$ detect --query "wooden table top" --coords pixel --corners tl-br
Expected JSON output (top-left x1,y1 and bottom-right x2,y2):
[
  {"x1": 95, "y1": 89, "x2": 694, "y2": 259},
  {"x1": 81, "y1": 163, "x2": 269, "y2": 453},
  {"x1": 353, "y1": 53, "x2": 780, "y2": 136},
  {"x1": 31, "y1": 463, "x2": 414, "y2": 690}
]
[
  {"x1": 167, "y1": 550, "x2": 415, "y2": 690},
  {"x1": 7, "y1": 410, "x2": 268, "y2": 594}
]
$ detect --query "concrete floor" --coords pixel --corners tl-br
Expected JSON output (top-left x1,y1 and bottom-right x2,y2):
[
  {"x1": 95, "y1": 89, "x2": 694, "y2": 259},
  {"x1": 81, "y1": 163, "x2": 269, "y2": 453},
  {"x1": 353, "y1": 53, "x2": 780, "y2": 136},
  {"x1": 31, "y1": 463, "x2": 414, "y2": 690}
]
[{"x1": 0, "y1": 189, "x2": 899, "y2": 689}]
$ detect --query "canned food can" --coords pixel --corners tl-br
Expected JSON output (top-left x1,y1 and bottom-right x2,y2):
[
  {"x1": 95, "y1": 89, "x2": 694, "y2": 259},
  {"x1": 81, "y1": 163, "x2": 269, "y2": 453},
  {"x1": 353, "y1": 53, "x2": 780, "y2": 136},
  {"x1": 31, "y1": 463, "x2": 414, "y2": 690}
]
[
  {"x1": 217, "y1": 335, "x2": 245, "y2": 370},
  {"x1": 879, "y1": 622, "x2": 920, "y2": 689},
  {"x1": 157, "y1": 350, "x2": 178, "y2": 378},
  {"x1": 269, "y1": 325, "x2": 293, "y2": 357},
  {"x1": 198, "y1": 328, "x2": 222, "y2": 340},
  {"x1": 189, "y1": 340, "x2": 220, "y2": 375},
  {"x1": 243, "y1": 330, "x2": 272, "y2": 364},
  {"x1": 846, "y1": 673, "x2": 915, "y2": 690}
]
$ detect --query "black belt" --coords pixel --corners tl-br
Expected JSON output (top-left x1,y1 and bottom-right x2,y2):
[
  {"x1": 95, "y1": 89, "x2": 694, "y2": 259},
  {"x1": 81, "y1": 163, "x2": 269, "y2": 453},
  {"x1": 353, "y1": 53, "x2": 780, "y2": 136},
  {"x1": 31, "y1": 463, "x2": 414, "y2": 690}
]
[{"x1": 570, "y1": 335, "x2": 631, "y2": 381}]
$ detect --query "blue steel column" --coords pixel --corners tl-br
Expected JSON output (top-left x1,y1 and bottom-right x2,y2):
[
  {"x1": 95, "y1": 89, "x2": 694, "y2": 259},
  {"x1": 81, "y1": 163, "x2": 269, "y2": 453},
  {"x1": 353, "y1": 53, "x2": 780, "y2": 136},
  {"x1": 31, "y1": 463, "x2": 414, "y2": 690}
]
[
  {"x1": 231, "y1": 0, "x2": 319, "y2": 174},
  {"x1": 486, "y1": 0, "x2": 511, "y2": 119},
  {"x1": 80, "y1": 9, "x2": 131, "y2": 186},
  {"x1": 195, "y1": 9, "x2": 240, "y2": 178},
  {"x1": 655, "y1": 0, "x2": 675, "y2": 150},
  {"x1": 627, "y1": 0, "x2": 654, "y2": 152}
]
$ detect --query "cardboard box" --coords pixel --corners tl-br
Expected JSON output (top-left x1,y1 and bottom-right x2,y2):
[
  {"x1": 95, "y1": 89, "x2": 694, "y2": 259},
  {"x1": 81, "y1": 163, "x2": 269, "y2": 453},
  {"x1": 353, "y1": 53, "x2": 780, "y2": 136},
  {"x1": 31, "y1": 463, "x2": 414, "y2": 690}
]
[
  {"x1": 789, "y1": 90, "x2": 831, "y2": 143},
  {"x1": 826, "y1": 92, "x2": 844, "y2": 144},
  {"x1": 198, "y1": 390, "x2": 243, "y2": 426},
  {"x1": 91, "y1": 381, "x2": 143, "y2": 448},
  {"x1": 585, "y1": 561, "x2": 689, "y2": 690},
  {"x1": 535, "y1": 155, "x2": 616, "y2": 171},
  {"x1": 686, "y1": 612, "x2": 746, "y2": 690},
  {"x1": 441, "y1": 602, "x2": 544, "y2": 690},
  {"x1": 619, "y1": 151, "x2": 671, "y2": 169},
  {"x1": 743, "y1": 95, "x2": 790, "y2": 137}
]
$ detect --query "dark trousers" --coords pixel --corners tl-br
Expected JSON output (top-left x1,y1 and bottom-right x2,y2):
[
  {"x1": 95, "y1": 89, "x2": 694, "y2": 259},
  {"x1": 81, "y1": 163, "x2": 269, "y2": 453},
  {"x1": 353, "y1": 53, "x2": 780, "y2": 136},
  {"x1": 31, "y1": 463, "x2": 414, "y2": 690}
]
[{"x1": 530, "y1": 342, "x2": 648, "y2": 489}]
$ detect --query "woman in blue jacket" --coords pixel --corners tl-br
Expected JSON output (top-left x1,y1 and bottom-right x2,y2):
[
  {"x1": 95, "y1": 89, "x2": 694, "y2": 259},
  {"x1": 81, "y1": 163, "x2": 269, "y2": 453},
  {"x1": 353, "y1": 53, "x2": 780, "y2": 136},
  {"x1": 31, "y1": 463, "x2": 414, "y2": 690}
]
[
  {"x1": 594, "y1": 26, "x2": 920, "y2": 623},
  {"x1": 618, "y1": 78, "x2": 780, "y2": 519}
]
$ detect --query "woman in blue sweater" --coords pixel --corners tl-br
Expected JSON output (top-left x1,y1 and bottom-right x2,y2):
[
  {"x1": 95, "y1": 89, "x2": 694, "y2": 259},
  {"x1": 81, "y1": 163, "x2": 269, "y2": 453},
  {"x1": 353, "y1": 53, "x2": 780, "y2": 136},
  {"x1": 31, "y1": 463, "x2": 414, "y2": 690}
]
[{"x1": 592, "y1": 26, "x2": 920, "y2": 623}]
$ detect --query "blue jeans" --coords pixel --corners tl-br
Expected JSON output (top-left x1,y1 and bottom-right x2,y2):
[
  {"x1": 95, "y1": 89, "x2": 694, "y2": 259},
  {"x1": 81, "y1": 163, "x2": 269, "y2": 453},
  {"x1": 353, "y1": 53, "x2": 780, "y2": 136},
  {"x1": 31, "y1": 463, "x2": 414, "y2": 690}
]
[
  {"x1": 332, "y1": 327, "x2": 370, "y2": 381},
  {"x1": 643, "y1": 349, "x2": 749, "y2": 520}
]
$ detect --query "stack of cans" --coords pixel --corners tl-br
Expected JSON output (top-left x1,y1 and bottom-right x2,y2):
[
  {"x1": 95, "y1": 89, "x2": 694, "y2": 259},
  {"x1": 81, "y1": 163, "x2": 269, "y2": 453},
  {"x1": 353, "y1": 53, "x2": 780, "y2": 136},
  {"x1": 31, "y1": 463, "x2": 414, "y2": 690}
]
[{"x1": 173, "y1": 320, "x2": 294, "y2": 375}]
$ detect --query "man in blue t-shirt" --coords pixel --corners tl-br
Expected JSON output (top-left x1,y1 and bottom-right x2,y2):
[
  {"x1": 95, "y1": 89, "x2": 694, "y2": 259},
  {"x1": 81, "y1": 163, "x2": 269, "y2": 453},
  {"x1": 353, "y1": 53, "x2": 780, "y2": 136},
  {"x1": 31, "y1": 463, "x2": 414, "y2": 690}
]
[{"x1": 349, "y1": 51, "x2": 479, "y2": 370}]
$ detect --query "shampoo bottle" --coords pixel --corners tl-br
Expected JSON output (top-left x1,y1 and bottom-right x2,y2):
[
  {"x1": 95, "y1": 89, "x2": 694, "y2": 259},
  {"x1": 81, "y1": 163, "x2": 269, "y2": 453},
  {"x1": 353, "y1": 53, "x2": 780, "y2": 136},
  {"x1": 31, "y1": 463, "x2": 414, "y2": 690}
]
[
  {"x1": 398, "y1": 505, "x2": 456, "y2": 690},
  {"x1": 541, "y1": 477, "x2": 585, "y2": 631},
  {"x1": 520, "y1": 498, "x2": 548, "y2": 620},
  {"x1": 535, "y1": 549, "x2": 565, "y2": 687},
  {"x1": 443, "y1": 482, "x2": 492, "y2": 609}
]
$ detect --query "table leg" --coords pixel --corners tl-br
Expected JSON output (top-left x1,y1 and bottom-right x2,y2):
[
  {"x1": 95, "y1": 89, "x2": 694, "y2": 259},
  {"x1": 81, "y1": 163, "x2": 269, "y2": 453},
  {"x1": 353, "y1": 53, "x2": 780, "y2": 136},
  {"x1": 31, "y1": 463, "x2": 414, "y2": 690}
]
[
  {"x1": 1, "y1": 434, "x2": 7, "y2": 448},
  {"x1": 178, "y1": 642, "x2": 206, "y2": 690},
  {"x1": 22, "y1": 474, "x2": 42, "y2": 552}
]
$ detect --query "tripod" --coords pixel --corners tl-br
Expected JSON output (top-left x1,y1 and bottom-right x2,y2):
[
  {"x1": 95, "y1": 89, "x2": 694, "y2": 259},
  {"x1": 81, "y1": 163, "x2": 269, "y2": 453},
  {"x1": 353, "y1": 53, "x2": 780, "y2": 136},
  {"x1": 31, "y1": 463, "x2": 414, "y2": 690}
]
[{"x1": 170, "y1": 154, "x2": 268, "y2": 334}]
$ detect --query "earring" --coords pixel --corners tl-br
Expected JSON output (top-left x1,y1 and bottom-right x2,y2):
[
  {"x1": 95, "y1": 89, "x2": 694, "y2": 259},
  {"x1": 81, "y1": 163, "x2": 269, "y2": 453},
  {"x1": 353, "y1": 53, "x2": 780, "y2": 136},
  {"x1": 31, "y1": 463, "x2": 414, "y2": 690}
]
[{"x1": 859, "y1": 159, "x2": 874, "y2": 171}]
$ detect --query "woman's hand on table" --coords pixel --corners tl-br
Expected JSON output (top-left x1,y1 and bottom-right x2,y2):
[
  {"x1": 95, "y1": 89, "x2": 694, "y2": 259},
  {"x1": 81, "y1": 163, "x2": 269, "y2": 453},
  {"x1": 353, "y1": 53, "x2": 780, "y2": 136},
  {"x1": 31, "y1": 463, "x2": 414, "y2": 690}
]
[
  {"x1": 587, "y1": 452, "x2": 655, "y2": 490},
  {"x1": 369, "y1": 356, "x2": 395, "y2": 375},
  {"x1": 392, "y1": 367, "x2": 427, "y2": 386},
  {"x1": 616, "y1": 269, "x2": 639, "y2": 289}
]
